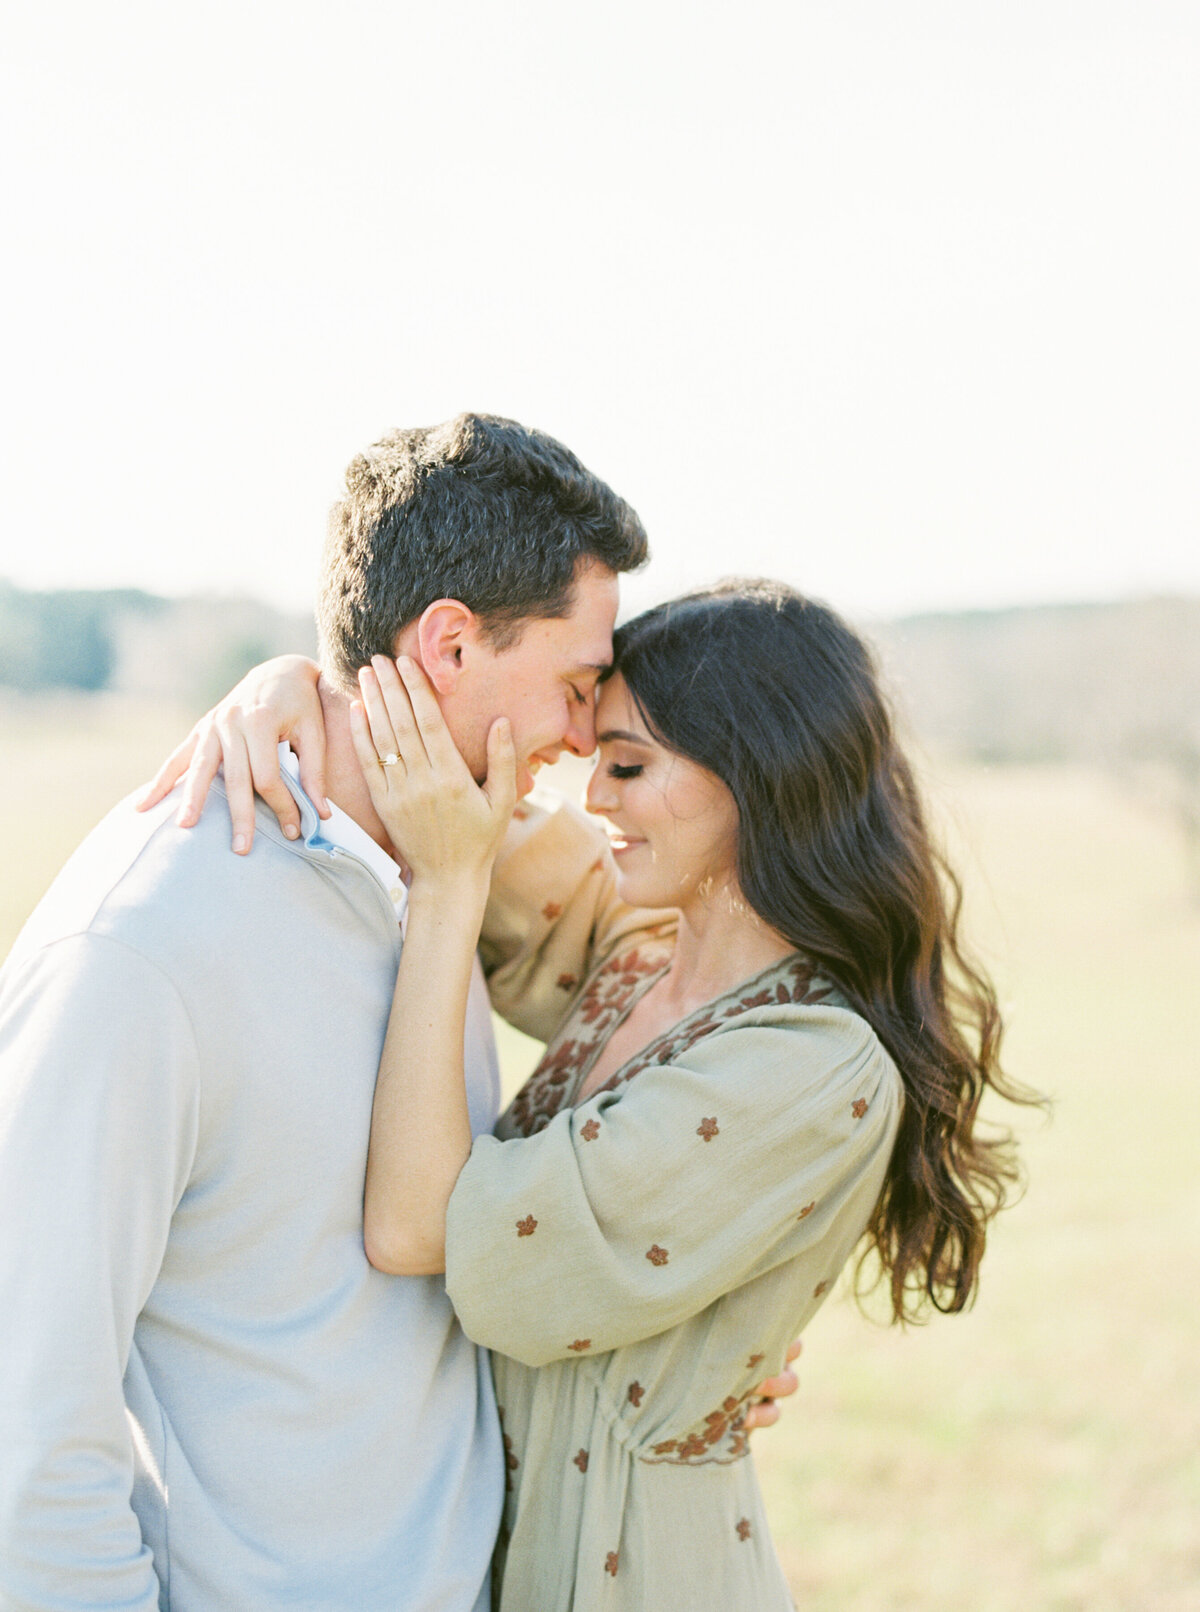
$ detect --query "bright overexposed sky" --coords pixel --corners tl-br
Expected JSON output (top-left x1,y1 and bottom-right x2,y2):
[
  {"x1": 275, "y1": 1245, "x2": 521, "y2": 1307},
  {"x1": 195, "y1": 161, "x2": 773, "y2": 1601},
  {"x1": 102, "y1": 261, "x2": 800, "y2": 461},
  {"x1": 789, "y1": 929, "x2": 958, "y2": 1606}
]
[{"x1": 1, "y1": 0, "x2": 1196, "y2": 623}]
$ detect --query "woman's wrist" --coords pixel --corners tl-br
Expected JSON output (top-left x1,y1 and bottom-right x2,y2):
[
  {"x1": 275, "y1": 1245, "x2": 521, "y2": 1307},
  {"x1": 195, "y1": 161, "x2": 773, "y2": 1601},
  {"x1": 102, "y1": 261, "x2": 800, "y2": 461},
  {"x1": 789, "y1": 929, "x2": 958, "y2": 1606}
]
[{"x1": 404, "y1": 871, "x2": 491, "y2": 925}]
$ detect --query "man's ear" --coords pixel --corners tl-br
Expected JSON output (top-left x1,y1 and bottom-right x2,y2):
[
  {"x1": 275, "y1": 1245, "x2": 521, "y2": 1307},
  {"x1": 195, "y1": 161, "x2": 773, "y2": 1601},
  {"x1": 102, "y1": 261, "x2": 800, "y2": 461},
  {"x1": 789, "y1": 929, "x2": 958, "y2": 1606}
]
[{"x1": 411, "y1": 599, "x2": 477, "y2": 695}]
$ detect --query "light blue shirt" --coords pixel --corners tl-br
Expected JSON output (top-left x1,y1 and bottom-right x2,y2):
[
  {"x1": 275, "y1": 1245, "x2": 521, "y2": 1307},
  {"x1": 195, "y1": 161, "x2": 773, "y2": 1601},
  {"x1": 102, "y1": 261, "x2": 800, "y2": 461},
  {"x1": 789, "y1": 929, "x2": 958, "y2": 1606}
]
[{"x1": 0, "y1": 770, "x2": 504, "y2": 1610}]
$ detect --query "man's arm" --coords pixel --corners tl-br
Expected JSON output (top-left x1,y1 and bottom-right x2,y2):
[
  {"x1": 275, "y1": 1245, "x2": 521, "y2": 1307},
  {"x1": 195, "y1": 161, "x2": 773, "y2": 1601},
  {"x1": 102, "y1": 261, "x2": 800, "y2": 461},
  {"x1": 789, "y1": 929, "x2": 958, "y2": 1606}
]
[{"x1": 0, "y1": 934, "x2": 199, "y2": 1609}]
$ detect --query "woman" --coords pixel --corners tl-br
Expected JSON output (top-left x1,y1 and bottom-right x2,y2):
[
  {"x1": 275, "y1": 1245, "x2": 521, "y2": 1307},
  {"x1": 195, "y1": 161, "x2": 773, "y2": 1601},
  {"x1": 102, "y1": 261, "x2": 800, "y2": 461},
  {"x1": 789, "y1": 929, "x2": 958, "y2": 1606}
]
[{"x1": 147, "y1": 580, "x2": 1029, "y2": 1609}]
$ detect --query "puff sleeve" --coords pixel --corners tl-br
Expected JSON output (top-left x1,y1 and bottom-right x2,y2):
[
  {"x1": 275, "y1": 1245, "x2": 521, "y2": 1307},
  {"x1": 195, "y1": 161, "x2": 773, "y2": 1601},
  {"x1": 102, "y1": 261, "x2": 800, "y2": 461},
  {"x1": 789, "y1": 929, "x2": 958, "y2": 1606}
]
[{"x1": 444, "y1": 1001, "x2": 901, "y2": 1367}]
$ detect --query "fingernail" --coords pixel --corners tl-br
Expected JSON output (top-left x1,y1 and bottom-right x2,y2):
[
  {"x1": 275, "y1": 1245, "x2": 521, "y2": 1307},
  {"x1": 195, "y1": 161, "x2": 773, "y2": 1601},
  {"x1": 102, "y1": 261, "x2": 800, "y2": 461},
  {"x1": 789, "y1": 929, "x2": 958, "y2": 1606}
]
[
  {"x1": 233, "y1": 834, "x2": 247, "y2": 854},
  {"x1": 284, "y1": 823, "x2": 299, "y2": 840},
  {"x1": 178, "y1": 812, "x2": 196, "y2": 828}
]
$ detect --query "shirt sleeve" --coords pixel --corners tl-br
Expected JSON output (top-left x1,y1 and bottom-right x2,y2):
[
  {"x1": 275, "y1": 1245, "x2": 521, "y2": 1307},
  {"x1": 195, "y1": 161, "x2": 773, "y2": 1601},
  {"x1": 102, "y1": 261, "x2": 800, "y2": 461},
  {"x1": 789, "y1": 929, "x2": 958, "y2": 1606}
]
[
  {"x1": 480, "y1": 794, "x2": 676, "y2": 1043},
  {"x1": 0, "y1": 933, "x2": 200, "y2": 1610},
  {"x1": 444, "y1": 1001, "x2": 901, "y2": 1367}
]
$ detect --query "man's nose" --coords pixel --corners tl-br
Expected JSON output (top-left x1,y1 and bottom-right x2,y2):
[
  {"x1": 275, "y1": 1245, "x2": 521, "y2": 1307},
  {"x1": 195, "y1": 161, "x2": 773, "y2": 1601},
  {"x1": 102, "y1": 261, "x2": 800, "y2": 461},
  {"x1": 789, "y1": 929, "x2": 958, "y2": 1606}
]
[{"x1": 563, "y1": 699, "x2": 598, "y2": 759}]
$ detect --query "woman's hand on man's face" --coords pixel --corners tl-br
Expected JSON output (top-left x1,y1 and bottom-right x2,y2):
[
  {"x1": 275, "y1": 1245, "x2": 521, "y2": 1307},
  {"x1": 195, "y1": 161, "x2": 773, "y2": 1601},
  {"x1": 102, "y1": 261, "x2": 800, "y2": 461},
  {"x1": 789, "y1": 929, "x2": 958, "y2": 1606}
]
[{"x1": 351, "y1": 656, "x2": 516, "y2": 887}]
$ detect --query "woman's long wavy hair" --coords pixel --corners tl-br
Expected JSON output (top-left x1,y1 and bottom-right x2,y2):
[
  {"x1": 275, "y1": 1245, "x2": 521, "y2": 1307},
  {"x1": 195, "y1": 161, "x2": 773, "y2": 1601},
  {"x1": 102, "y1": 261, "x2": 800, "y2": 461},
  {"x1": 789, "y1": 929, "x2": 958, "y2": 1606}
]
[{"x1": 611, "y1": 579, "x2": 1040, "y2": 1323}]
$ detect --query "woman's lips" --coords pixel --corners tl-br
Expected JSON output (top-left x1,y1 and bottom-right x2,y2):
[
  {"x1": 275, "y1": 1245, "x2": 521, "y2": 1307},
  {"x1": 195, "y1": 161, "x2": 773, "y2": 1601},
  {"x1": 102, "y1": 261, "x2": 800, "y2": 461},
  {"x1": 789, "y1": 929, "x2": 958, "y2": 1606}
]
[{"x1": 608, "y1": 835, "x2": 645, "y2": 855}]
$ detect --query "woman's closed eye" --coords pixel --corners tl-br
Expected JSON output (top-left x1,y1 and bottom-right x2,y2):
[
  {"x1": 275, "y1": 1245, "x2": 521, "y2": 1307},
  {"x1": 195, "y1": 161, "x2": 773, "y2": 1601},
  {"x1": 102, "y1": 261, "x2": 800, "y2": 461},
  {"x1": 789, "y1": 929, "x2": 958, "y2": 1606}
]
[{"x1": 607, "y1": 763, "x2": 643, "y2": 780}]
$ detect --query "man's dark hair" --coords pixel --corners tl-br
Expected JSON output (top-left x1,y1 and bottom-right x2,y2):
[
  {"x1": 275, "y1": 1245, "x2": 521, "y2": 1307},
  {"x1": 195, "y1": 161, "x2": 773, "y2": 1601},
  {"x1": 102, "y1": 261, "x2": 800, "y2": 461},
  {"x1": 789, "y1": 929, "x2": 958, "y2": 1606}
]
[{"x1": 316, "y1": 413, "x2": 648, "y2": 690}]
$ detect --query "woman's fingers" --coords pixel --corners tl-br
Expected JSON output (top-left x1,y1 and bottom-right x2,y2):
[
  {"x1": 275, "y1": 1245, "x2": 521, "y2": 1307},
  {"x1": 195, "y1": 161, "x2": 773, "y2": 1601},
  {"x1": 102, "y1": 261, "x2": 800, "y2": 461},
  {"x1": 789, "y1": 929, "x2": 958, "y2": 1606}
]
[
  {"x1": 744, "y1": 1338, "x2": 801, "y2": 1433},
  {"x1": 483, "y1": 717, "x2": 517, "y2": 821},
  {"x1": 394, "y1": 657, "x2": 464, "y2": 772},
  {"x1": 136, "y1": 729, "x2": 200, "y2": 811},
  {"x1": 293, "y1": 711, "x2": 330, "y2": 819},
  {"x1": 358, "y1": 663, "x2": 410, "y2": 771},
  {"x1": 175, "y1": 725, "x2": 223, "y2": 829},
  {"x1": 211, "y1": 718, "x2": 258, "y2": 854},
  {"x1": 240, "y1": 706, "x2": 302, "y2": 843}
]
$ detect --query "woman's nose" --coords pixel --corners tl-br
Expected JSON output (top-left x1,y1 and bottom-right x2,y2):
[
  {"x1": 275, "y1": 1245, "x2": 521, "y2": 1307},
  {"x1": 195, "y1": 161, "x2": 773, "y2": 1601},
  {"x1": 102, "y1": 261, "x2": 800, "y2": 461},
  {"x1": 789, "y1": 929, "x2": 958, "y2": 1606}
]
[{"x1": 585, "y1": 767, "x2": 615, "y2": 815}]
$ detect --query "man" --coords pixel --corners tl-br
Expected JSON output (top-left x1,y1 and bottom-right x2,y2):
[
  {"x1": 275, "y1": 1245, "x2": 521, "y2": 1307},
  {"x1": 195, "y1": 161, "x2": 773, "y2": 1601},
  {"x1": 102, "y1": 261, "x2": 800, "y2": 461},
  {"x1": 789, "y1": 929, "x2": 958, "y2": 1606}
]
[{"x1": 0, "y1": 414, "x2": 647, "y2": 1609}]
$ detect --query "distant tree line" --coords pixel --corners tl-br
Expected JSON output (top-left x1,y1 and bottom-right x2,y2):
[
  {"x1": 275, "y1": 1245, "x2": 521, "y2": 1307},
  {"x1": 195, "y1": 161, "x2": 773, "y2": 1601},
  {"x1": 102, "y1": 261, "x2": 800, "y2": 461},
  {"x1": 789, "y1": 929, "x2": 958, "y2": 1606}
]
[
  {"x1": 0, "y1": 581, "x2": 316, "y2": 710},
  {"x1": 3, "y1": 580, "x2": 1196, "y2": 891},
  {"x1": 874, "y1": 596, "x2": 1200, "y2": 897}
]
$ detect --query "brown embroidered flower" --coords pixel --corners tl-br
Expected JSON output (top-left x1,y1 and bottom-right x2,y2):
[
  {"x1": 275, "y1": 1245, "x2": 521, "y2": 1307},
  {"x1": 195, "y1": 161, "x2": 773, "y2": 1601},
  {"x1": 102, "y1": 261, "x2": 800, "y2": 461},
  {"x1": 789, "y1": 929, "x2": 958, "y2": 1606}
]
[
  {"x1": 542, "y1": 901, "x2": 563, "y2": 921},
  {"x1": 738, "y1": 988, "x2": 775, "y2": 1010},
  {"x1": 677, "y1": 1433, "x2": 708, "y2": 1459},
  {"x1": 568, "y1": 1338, "x2": 592, "y2": 1352},
  {"x1": 697, "y1": 1117, "x2": 719, "y2": 1141},
  {"x1": 556, "y1": 973, "x2": 579, "y2": 992},
  {"x1": 797, "y1": 1201, "x2": 815, "y2": 1219},
  {"x1": 703, "y1": 1412, "x2": 729, "y2": 1445},
  {"x1": 646, "y1": 1244, "x2": 669, "y2": 1266},
  {"x1": 814, "y1": 1280, "x2": 829, "y2": 1297},
  {"x1": 747, "y1": 1353, "x2": 765, "y2": 1371},
  {"x1": 516, "y1": 1215, "x2": 538, "y2": 1237},
  {"x1": 580, "y1": 1118, "x2": 601, "y2": 1141},
  {"x1": 574, "y1": 1448, "x2": 589, "y2": 1472},
  {"x1": 736, "y1": 1517, "x2": 752, "y2": 1542},
  {"x1": 605, "y1": 1552, "x2": 619, "y2": 1577},
  {"x1": 627, "y1": 1381, "x2": 645, "y2": 1407},
  {"x1": 852, "y1": 1098, "x2": 869, "y2": 1119},
  {"x1": 723, "y1": 1396, "x2": 741, "y2": 1413},
  {"x1": 651, "y1": 1438, "x2": 677, "y2": 1454}
]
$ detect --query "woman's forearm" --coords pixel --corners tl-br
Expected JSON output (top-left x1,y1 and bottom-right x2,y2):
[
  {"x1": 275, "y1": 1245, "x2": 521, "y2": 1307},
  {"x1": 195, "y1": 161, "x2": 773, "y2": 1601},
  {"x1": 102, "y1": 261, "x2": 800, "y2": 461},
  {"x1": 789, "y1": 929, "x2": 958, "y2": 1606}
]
[{"x1": 362, "y1": 877, "x2": 490, "y2": 1276}]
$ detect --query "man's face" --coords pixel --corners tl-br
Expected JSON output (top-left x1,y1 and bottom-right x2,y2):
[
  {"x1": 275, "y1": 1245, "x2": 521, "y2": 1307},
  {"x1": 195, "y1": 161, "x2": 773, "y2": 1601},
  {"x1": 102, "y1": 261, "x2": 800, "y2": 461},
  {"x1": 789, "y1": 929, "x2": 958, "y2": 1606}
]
[{"x1": 442, "y1": 560, "x2": 621, "y2": 797}]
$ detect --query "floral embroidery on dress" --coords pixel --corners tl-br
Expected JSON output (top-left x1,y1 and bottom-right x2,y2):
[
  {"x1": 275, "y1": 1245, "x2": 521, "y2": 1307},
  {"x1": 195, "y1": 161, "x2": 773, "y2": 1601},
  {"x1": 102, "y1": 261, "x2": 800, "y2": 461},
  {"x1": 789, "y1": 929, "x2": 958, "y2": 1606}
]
[
  {"x1": 736, "y1": 1517, "x2": 752, "y2": 1541},
  {"x1": 605, "y1": 1552, "x2": 619, "y2": 1577},
  {"x1": 504, "y1": 939, "x2": 672, "y2": 1136},
  {"x1": 747, "y1": 1353, "x2": 765, "y2": 1371},
  {"x1": 797, "y1": 1201, "x2": 815, "y2": 1219},
  {"x1": 568, "y1": 1338, "x2": 592, "y2": 1352},
  {"x1": 516, "y1": 1215, "x2": 538, "y2": 1237},
  {"x1": 574, "y1": 1448, "x2": 589, "y2": 1472},
  {"x1": 640, "y1": 1390, "x2": 753, "y2": 1467},
  {"x1": 697, "y1": 1116, "x2": 719, "y2": 1141},
  {"x1": 645, "y1": 1244, "x2": 669, "y2": 1266},
  {"x1": 627, "y1": 1381, "x2": 645, "y2": 1407},
  {"x1": 585, "y1": 954, "x2": 835, "y2": 1102},
  {"x1": 852, "y1": 1097, "x2": 869, "y2": 1119},
  {"x1": 542, "y1": 901, "x2": 563, "y2": 921},
  {"x1": 580, "y1": 1118, "x2": 601, "y2": 1141},
  {"x1": 504, "y1": 949, "x2": 835, "y2": 1139}
]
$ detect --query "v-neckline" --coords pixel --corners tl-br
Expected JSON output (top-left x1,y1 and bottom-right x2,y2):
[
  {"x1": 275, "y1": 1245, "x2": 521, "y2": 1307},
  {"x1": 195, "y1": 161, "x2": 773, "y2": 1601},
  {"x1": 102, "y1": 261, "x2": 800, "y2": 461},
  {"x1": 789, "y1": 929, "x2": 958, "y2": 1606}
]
[{"x1": 569, "y1": 949, "x2": 804, "y2": 1107}]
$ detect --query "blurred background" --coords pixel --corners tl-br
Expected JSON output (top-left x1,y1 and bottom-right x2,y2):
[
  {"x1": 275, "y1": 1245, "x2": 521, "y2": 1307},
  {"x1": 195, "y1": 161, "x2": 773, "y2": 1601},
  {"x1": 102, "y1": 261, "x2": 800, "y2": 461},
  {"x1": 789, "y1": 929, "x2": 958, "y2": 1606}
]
[{"x1": 2, "y1": 3, "x2": 1197, "y2": 1606}]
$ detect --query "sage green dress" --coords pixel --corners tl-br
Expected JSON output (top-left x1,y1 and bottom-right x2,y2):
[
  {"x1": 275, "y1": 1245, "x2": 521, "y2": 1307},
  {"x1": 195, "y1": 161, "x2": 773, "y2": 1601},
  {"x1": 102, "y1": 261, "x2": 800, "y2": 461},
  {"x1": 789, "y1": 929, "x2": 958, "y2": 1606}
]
[{"x1": 444, "y1": 797, "x2": 903, "y2": 1612}]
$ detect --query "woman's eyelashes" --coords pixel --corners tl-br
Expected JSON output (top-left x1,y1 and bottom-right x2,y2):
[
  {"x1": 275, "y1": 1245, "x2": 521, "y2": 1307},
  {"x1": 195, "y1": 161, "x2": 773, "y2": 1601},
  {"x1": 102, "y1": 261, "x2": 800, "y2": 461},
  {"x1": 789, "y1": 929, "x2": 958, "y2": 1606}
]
[{"x1": 607, "y1": 763, "x2": 643, "y2": 780}]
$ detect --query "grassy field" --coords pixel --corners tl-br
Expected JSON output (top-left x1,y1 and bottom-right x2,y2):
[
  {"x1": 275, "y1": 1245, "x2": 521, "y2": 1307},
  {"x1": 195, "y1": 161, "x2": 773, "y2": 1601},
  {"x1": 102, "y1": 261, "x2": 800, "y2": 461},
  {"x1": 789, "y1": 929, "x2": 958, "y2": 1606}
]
[{"x1": 3, "y1": 696, "x2": 1198, "y2": 1609}]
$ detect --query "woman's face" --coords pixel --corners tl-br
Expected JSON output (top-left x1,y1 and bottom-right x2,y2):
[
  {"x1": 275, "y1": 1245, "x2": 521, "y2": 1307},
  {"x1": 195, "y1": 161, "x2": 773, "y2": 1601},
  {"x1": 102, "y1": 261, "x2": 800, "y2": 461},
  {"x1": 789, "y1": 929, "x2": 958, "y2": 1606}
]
[{"x1": 584, "y1": 673, "x2": 740, "y2": 912}]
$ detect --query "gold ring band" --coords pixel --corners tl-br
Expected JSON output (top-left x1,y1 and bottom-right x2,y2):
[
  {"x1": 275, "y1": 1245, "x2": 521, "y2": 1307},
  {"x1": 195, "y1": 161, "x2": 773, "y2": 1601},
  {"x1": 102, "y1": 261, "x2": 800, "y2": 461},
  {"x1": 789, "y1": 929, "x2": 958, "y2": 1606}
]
[{"x1": 380, "y1": 752, "x2": 402, "y2": 768}]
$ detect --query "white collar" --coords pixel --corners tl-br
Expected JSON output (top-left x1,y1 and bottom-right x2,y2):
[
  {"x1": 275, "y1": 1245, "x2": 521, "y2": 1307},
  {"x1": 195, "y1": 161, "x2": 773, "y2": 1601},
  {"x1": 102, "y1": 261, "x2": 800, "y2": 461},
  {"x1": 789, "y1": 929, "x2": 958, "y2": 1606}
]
[{"x1": 278, "y1": 746, "x2": 408, "y2": 921}]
